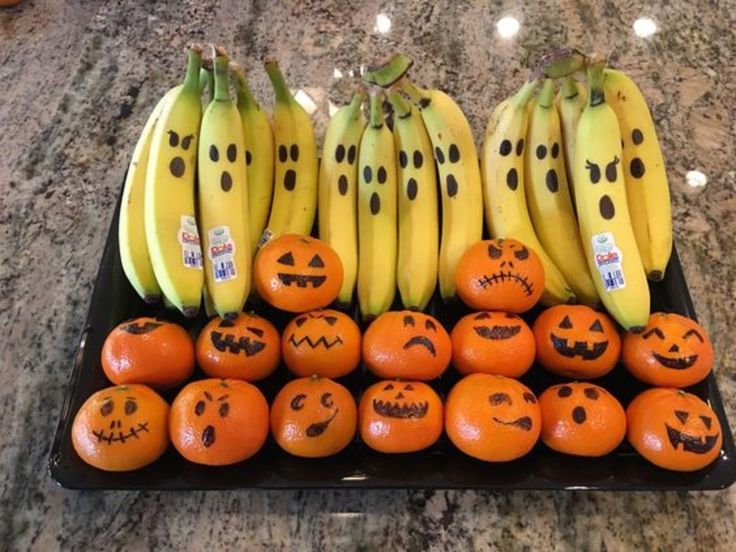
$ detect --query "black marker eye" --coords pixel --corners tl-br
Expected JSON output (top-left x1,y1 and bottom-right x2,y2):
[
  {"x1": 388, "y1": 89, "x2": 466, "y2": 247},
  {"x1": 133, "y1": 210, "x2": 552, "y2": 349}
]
[
  {"x1": 321, "y1": 392, "x2": 334, "y2": 408},
  {"x1": 642, "y1": 328, "x2": 665, "y2": 340},
  {"x1": 474, "y1": 312, "x2": 491, "y2": 320},
  {"x1": 295, "y1": 317, "x2": 307, "y2": 327},
  {"x1": 335, "y1": 145, "x2": 346, "y2": 163},
  {"x1": 585, "y1": 160, "x2": 601, "y2": 183},
  {"x1": 425, "y1": 319, "x2": 437, "y2": 331},
  {"x1": 100, "y1": 399, "x2": 114, "y2": 417},
  {"x1": 227, "y1": 144, "x2": 237, "y2": 162},
  {"x1": 383, "y1": 383, "x2": 395, "y2": 391},
  {"x1": 277, "y1": 252, "x2": 295, "y2": 266},
  {"x1": 168, "y1": 130, "x2": 179, "y2": 147},
  {"x1": 324, "y1": 316, "x2": 338, "y2": 326},
  {"x1": 404, "y1": 384, "x2": 414, "y2": 390},
  {"x1": 683, "y1": 329, "x2": 704, "y2": 343},
  {"x1": 219, "y1": 402, "x2": 230, "y2": 417},
  {"x1": 488, "y1": 244, "x2": 502, "y2": 259},
  {"x1": 700, "y1": 415, "x2": 713, "y2": 430},
  {"x1": 489, "y1": 393, "x2": 512, "y2": 405},
  {"x1": 195, "y1": 400, "x2": 206, "y2": 416},
  {"x1": 559, "y1": 315, "x2": 573, "y2": 329},
  {"x1": 557, "y1": 385, "x2": 573, "y2": 398},
  {"x1": 308, "y1": 254, "x2": 324, "y2": 268},
  {"x1": 181, "y1": 135, "x2": 193, "y2": 150},
  {"x1": 209, "y1": 145, "x2": 219, "y2": 162},
  {"x1": 403, "y1": 315, "x2": 415, "y2": 327},
  {"x1": 589, "y1": 320, "x2": 604, "y2": 332},
  {"x1": 124, "y1": 399, "x2": 137, "y2": 415},
  {"x1": 583, "y1": 388, "x2": 600, "y2": 400},
  {"x1": 605, "y1": 156, "x2": 619, "y2": 182},
  {"x1": 290, "y1": 394, "x2": 306, "y2": 410},
  {"x1": 674, "y1": 410, "x2": 689, "y2": 424},
  {"x1": 514, "y1": 247, "x2": 529, "y2": 260},
  {"x1": 523, "y1": 392, "x2": 536, "y2": 404},
  {"x1": 247, "y1": 326, "x2": 264, "y2": 337}
]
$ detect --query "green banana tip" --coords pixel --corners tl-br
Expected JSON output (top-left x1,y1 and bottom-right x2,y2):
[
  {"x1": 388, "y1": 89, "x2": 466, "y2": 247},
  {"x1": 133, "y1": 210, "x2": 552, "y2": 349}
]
[{"x1": 188, "y1": 43, "x2": 204, "y2": 54}]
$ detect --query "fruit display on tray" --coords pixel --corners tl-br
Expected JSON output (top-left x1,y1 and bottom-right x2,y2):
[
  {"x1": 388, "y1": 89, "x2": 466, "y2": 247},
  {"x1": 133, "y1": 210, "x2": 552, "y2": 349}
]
[{"x1": 65, "y1": 42, "x2": 729, "y2": 481}]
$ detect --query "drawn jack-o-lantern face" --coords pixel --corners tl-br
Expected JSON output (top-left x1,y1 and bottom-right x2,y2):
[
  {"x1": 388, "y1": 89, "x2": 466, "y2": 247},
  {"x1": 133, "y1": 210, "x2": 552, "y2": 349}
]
[
  {"x1": 359, "y1": 381, "x2": 444, "y2": 453},
  {"x1": 254, "y1": 234, "x2": 344, "y2": 312},
  {"x1": 451, "y1": 311, "x2": 536, "y2": 378},
  {"x1": 362, "y1": 310, "x2": 451, "y2": 380},
  {"x1": 627, "y1": 388, "x2": 722, "y2": 472},
  {"x1": 170, "y1": 379, "x2": 269, "y2": 466},
  {"x1": 72, "y1": 384, "x2": 170, "y2": 472},
  {"x1": 623, "y1": 313, "x2": 713, "y2": 388},
  {"x1": 445, "y1": 374, "x2": 541, "y2": 462},
  {"x1": 539, "y1": 383, "x2": 626, "y2": 457},
  {"x1": 455, "y1": 238, "x2": 546, "y2": 313},
  {"x1": 196, "y1": 313, "x2": 281, "y2": 382},
  {"x1": 282, "y1": 310, "x2": 361, "y2": 378},
  {"x1": 271, "y1": 376, "x2": 357, "y2": 458},
  {"x1": 533, "y1": 305, "x2": 621, "y2": 379}
]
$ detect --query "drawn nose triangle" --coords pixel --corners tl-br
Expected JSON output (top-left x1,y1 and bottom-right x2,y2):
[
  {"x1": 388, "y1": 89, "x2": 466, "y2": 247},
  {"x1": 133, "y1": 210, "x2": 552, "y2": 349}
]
[{"x1": 669, "y1": 344, "x2": 680, "y2": 353}]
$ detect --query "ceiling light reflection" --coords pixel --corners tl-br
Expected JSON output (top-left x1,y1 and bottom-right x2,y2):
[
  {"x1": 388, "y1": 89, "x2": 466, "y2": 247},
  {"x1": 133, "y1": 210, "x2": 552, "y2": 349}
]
[
  {"x1": 294, "y1": 89, "x2": 318, "y2": 115},
  {"x1": 496, "y1": 16, "x2": 520, "y2": 39},
  {"x1": 633, "y1": 17, "x2": 657, "y2": 37},
  {"x1": 375, "y1": 13, "x2": 392, "y2": 34},
  {"x1": 686, "y1": 170, "x2": 707, "y2": 188}
]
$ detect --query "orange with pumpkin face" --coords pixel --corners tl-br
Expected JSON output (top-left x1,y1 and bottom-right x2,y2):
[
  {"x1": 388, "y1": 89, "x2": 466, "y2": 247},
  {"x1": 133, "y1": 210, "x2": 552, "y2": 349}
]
[
  {"x1": 72, "y1": 384, "x2": 170, "y2": 472},
  {"x1": 533, "y1": 305, "x2": 621, "y2": 379},
  {"x1": 454, "y1": 238, "x2": 545, "y2": 313},
  {"x1": 362, "y1": 311, "x2": 451, "y2": 380},
  {"x1": 627, "y1": 388, "x2": 722, "y2": 472},
  {"x1": 622, "y1": 313, "x2": 713, "y2": 388},
  {"x1": 451, "y1": 311, "x2": 535, "y2": 377},
  {"x1": 254, "y1": 234, "x2": 344, "y2": 312},
  {"x1": 282, "y1": 310, "x2": 361, "y2": 378}
]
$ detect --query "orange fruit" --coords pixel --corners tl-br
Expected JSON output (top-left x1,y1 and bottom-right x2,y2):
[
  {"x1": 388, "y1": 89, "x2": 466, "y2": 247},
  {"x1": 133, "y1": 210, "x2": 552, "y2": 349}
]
[
  {"x1": 451, "y1": 311, "x2": 535, "y2": 377},
  {"x1": 196, "y1": 313, "x2": 280, "y2": 381},
  {"x1": 169, "y1": 379, "x2": 269, "y2": 466},
  {"x1": 270, "y1": 376, "x2": 357, "y2": 458},
  {"x1": 622, "y1": 312, "x2": 713, "y2": 388},
  {"x1": 253, "y1": 234, "x2": 343, "y2": 312},
  {"x1": 627, "y1": 388, "x2": 722, "y2": 472},
  {"x1": 362, "y1": 310, "x2": 451, "y2": 381},
  {"x1": 72, "y1": 384, "x2": 170, "y2": 471},
  {"x1": 533, "y1": 305, "x2": 621, "y2": 379},
  {"x1": 538, "y1": 383, "x2": 626, "y2": 457},
  {"x1": 282, "y1": 310, "x2": 361, "y2": 378},
  {"x1": 101, "y1": 317, "x2": 194, "y2": 389},
  {"x1": 359, "y1": 380, "x2": 443, "y2": 453},
  {"x1": 454, "y1": 238, "x2": 545, "y2": 313},
  {"x1": 445, "y1": 373, "x2": 541, "y2": 462}
]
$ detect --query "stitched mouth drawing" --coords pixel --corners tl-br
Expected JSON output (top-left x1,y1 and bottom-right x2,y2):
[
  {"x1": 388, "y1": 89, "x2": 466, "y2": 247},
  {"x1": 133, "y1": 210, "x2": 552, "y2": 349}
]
[
  {"x1": 665, "y1": 425, "x2": 719, "y2": 454},
  {"x1": 474, "y1": 325, "x2": 521, "y2": 340},
  {"x1": 551, "y1": 334, "x2": 608, "y2": 360},
  {"x1": 288, "y1": 335, "x2": 344, "y2": 349},
  {"x1": 306, "y1": 409, "x2": 339, "y2": 437},
  {"x1": 477, "y1": 272, "x2": 533, "y2": 296},
  {"x1": 372, "y1": 399, "x2": 429, "y2": 419},
  {"x1": 92, "y1": 422, "x2": 150, "y2": 444},
  {"x1": 277, "y1": 273, "x2": 327, "y2": 288},
  {"x1": 402, "y1": 336, "x2": 436, "y2": 356},
  {"x1": 492, "y1": 416, "x2": 533, "y2": 431},
  {"x1": 210, "y1": 331, "x2": 266, "y2": 356},
  {"x1": 652, "y1": 352, "x2": 698, "y2": 370}
]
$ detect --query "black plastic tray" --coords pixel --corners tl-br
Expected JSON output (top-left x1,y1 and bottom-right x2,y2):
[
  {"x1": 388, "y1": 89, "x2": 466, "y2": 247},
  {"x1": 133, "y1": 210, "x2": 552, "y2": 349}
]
[{"x1": 49, "y1": 194, "x2": 736, "y2": 490}]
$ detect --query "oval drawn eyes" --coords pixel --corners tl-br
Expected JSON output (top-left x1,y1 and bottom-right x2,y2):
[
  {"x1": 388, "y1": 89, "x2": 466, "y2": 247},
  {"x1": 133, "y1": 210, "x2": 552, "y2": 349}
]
[
  {"x1": 124, "y1": 399, "x2": 137, "y2": 415},
  {"x1": 195, "y1": 400, "x2": 206, "y2": 416},
  {"x1": 488, "y1": 244, "x2": 502, "y2": 259},
  {"x1": 168, "y1": 130, "x2": 179, "y2": 147},
  {"x1": 100, "y1": 400, "x2": 114, "y2": 417},
  {"x1": 585, "y1": 160, "x2": 601, "y2": 183},
  {"x1": 403, "y1": 315, "x2": 415, "y2": 327},
  {"x1": 321, "y1": 393, "x2": 334, "y2": 408},
  {"x1": 290, "y1": 394, "x2": 306, "y2": 411},
  {"x1": 489, "y1": 393, "x2": 512, "y2": 405},
  {"x1": 605, "y1": 156, "x2": 619, "y2": 182},
  {"x1": 514, "y1": 247, "x2": 529, "y2": 260},
  {"x1": 425, "y1": 319, "x2": 436, "y2": 331}
]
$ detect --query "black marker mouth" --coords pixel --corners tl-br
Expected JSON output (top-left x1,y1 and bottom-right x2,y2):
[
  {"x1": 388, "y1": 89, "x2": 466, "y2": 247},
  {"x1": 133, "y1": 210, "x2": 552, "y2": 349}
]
[
  {"x1": 372, "y1": 400, "x2": 429, "y2": 419},
  {"x1": 492, "y1": 416, "x2": 533, "y2": 431},
  {"x1": 477, "y1": 271, "x2": 533, "y2": 296},
  {"x1": 652, "y1": 352, "x2": 698, "y2": 370},
  {"x1": 92, "y1": 422, "x2": 149, "y2": 444},
  {"x1": 550, "y1": 334, "x2": 608, "y2": 360},
  {"x1": 306, "y1": 409, "x2": 339, "y2": 437},
  {"x1": 402, "y1": 336, "x2": 436, "y2": 356},
  {"x1": 288, "y1": 334, "x2": 344, "y2": 350},
  {"x1": 473, "y1": 325, "x2": 521, "y2": 340},
  {"x1": 277, "y1": 273, "x2": 327, "y2": 288},
  {"x1": 210, "y1": 331, "x2": 266, "y2": 356},
  {"x1": 665, "y1": 424, "x2": 719, "y2": 454}
]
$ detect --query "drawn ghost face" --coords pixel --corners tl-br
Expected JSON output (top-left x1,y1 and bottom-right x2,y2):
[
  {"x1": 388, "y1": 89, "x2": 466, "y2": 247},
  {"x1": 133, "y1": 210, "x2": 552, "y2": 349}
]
[
  {"x1": 165, "y1": 129, "x2": 196, "y2": 179},
  {"x1": 206, "y1": 141, "x2": 240, "y2": 192},
  {"x1": 583, "y1": 155, "x2": 621, "y2": 220}
]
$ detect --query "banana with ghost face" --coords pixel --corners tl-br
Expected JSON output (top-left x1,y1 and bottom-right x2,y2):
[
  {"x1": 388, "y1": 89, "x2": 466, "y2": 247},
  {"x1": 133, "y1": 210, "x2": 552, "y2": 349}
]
[{"x1": 144, "y1": 44, "x2": 204, "y2": 317}]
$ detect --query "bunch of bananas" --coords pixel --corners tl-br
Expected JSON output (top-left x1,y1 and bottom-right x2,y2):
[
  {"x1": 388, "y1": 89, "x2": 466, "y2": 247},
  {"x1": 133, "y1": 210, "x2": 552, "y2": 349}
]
[{"x1": 482, "y1": 50, "x2": 672, "y2": 330}]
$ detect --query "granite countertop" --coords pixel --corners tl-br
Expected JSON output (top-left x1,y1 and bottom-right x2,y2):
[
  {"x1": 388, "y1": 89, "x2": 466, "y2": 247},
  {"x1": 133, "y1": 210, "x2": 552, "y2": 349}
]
[{"x1": 2, "y1": 0, "x2": 735, "y2": 548}]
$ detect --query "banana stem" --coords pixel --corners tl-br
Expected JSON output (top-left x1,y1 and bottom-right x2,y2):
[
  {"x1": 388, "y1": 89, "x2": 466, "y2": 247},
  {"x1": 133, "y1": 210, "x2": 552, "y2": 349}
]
[
  {"x1": 398, "y1": 79, "x2": 431, "y2": 108},
  {"x1": 560, "y1": 76, "x2": 579, "y2": 100},
  {"x1": 587, "y1": 61, "x2": 606, "y2": 107},
  {"x1": 387, "y1": 89, "x2": 411, "y2": 117},
  {"x1": 183, "y1": 44, "x2": 203, "y2": 93},
  {"x1": 537, "y1": 79, "x2": 555, "y2": 109},
  {"x1": 198, "y1": 67, "x2": 213, "y2": 95},
  {"x1": 232, "y1": 64, "x2": 260, "y2": 109},
  {"x1": 369, "y1": 92, "x2": 385, "y2": 128},
  {"x1": 213, "y1": 53, "x2": 230, "y2": 102},
  {"x1": 511, "y1": 79, "x2": 539, "y2": 109},
  {"x1": 264, "y1": 59, "x2": 293, "y2": 104},
  {"x1": 346, "y1": 90, "x2": 366, "y2": 120}
]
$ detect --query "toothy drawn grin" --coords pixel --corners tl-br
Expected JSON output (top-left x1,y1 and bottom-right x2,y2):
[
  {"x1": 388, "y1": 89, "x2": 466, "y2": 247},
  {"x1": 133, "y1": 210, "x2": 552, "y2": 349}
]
[
  {"x1": 211, "y1": 331, "x2": 266, "y2": 356},
  {"x1": 92, "y1": 422, "x2": 149, "y2": 444},
  {"x1": 652, "y1": 353, "x2": 698, "y2": 370},
  {"x1": 402, "y1": 336, "x2": 436, "y2": 356},
  {"x1": 550, "y1": 334, "x2": 608, "y2": 360},
  {"x1": 277, "y1": 273, "x2": 327, "y2": 288},
  {"x1": 288, "y1": 335, "x2": 344, "y2": 349},
  {"x1": 372, "y1": 400, "x2": 429, "y2": 419},
  {"x1": 306, "y1": 409, "x2": 339, "y2": 437},
  {"x1": 665, "y1": 424, "x2": 719, "y2": 454},
  {"x1": 474, "y1": 325, "x2": 521, "y2": 340},
  {"x1": 477, "y1": 272, "x2": 533, "y2": 296},
  {"x1": 492, "y1": 416, "x2": 533, "y2": 431}
]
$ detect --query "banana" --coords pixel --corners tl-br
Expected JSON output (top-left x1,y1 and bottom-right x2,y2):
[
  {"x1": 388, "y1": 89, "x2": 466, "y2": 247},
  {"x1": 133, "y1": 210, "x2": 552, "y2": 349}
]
[
  {"x1": 556, "y1": 76, "x2": 587, "y2": 204},
  {"x1": 232, "y1": 62, "x2": 275, "y2": 253},
  {"x1": 574, "y1": 62, "x2": 649, "y2": 330},
  {"x1": 144, "y1": 44, "x2": 204, "y2": 317},
  {"x1": 199, "y1": 59, "x2": 214, "y2": 101},
  {"x1": 603, "y1": 68, "x2": 672, "y2": 280},
  {"x1": 357, "y1": 93, "x2": 397, "y2": 319},
  {"x1": 263, "y1": 60, "x2": 318, "y2": 239},
  {"x1": 197, "y1": 48, "x2": 251, "y2": 319},
  {"x1": 318, "y1": 91, "x2": 366, "y2": 307},
  {"x1": 481, "y1": 80, "x2": 576, "y2": 306},
  {"x1": 525, "y1": 79, "x2": 599, "y2": 305},
  {"x1": 399, "y1": 79, "x2": 483, "y2": 302},
  {"x1": 119, "y1": 85, "x2": 180, "y2": 303},
  {"x1": 388, "y1": 89, "x2": 439, "y2": 310}
]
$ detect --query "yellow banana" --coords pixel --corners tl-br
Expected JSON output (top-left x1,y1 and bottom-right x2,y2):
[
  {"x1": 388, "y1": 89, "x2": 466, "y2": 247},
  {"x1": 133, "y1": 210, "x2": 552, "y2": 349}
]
[
  {"x1": 556, "y1": 76, "x2": 587, "y2": 205},
  {"x1": 574, "y1": 63, "x2": 649, "y2": 330},
  {"x1": 388, "y1": 89, "x2": 439, "y2": 310},
  {"x1": 525, "y1": 79, "x2": 599, "y2": 305},
  {"x1": 119, "y1": 85, "x2": 179, "y2": 303},
  {"x1": 603, "y1": 68, "x2": 672, "y2": 280},
  {"x1": 197, "y1": 49, "x2": 251, "y2": 319},
  {"x1": 399, "y1": 80, "x2": 483, "y2": 302},
  {"x1": 481, "y1": 80, "x2": 576, "y2": 306},
  {"x1": 232, "y1": 62, "x2": 275, "y2": 253},
  {"x1": 318, "y1": 91, "x2": 366, "y2": 307},
  {"x1": 144, "y1": 44, "x2": 204, "y2": 317},
  {"x1": 357, "y1": 93, "x2": 397, "y2": 320},
  {"x1": 263, "y1": 60, "x2": 318, "y2": 239}
]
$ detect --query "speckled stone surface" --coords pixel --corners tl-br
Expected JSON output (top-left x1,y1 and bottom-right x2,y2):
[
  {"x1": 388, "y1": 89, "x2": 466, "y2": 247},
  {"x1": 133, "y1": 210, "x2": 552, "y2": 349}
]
[{"x1": 2, "y1": 0, "x2": 735, "y2": 549}]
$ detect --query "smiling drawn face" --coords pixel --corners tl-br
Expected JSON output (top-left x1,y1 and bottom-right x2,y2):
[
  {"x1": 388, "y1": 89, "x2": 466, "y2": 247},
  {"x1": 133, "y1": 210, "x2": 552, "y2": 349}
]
[
  {"x1": 533, "y1": 305, "x2": 621, "y2": 379},
  {"x1": 363, "y1": 311, "x2": 451, "y2": 381},
  {"x1": 271, "y1": 377, "x2": 357, "y2": 458},
  {"x1": 455, "y1": 239, "x2": 545, "y2": 313},
  {"x1": 72, "y1": 384, "x2": 170, "y2": 472},
  {"x1": 451, "y1": 311, "x2": 536, "y2": 378},
  {"x1": 254, "y1": 234, "x2": 344, "y2": 312},
  {"x1": 623, "y1": 312, "x2": 713, "y2": 388}
]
